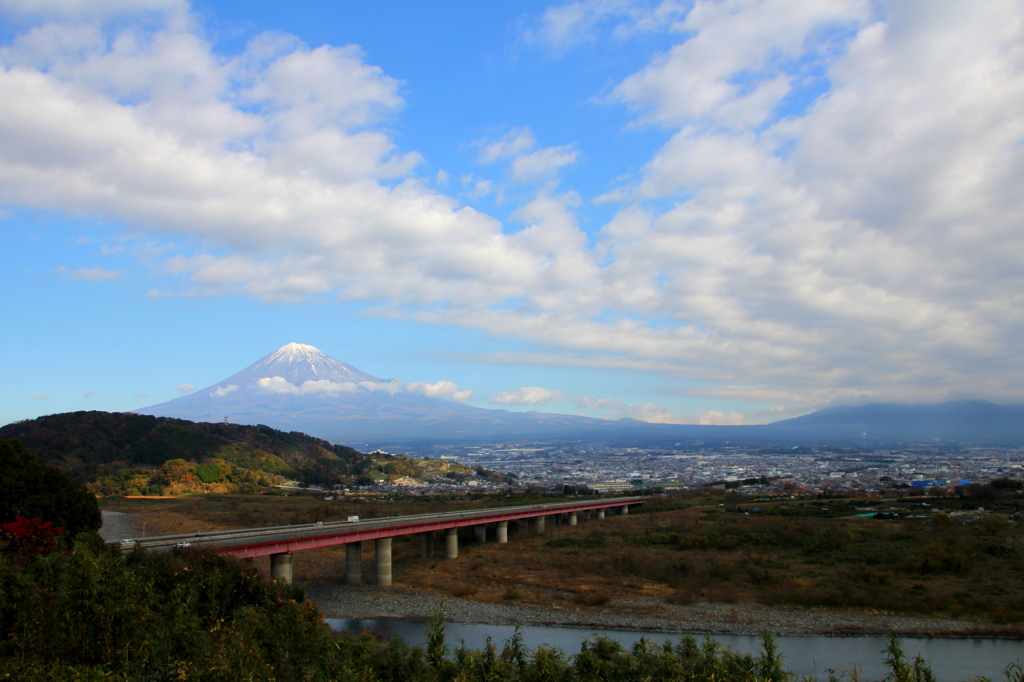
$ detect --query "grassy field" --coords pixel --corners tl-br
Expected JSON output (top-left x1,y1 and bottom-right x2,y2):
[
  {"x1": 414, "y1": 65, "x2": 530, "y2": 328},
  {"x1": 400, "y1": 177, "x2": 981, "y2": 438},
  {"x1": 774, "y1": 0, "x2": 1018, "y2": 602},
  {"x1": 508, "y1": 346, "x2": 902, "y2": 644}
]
[{"x1": 102, "y1": 490, "x2": 1024, "y2": 624}]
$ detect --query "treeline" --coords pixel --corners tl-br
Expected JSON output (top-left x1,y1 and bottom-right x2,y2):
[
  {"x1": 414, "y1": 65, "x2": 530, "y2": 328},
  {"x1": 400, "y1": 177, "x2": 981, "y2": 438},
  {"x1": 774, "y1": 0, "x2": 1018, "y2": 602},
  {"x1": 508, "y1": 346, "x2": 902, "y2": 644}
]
[{"x1": 0, "y1": 411, "x2": 430, "y2": 494}]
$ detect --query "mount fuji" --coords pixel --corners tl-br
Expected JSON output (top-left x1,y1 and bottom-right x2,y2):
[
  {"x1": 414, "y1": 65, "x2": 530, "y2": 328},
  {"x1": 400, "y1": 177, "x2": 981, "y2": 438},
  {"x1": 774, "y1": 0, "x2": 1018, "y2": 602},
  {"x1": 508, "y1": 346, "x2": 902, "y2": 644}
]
[
  {"x1": 136, "y1": 343, "x2": 634, "y2": 446},
  {"x1": 137, "y1": 343, "x2": 1024, "y2": 447}
]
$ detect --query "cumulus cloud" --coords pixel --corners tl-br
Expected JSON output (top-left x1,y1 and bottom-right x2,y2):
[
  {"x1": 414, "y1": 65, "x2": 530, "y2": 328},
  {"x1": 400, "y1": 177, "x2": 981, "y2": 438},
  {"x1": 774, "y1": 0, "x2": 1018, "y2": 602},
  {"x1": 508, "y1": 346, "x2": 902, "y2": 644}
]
[
  {"x1": 210, "y1": 384, "x2": 238, "y2": 397},
  {"x1": 490, "y1": 386, "x2": 565, "y2": 406},
  {"x1": 255, "y1": 376, "x2": 471, "y2": 400},
  {"x1": 406, "y1": 380, "x2": 474, "y2": 402},
  {"x1": 256, "y1": 376, "x2": 413, "y2": 397},
  {"x1": 175, "y1": 383, "x2": 195, "y2": 393},
  {"x1": 521, "y1": 0, "x2": 687, "y2": 52},
  {"x1": 33, "y1": 393, "x2": 48, "y2": 400},
  {"x1": 477, "y1": 127, "x2": 579, "y2": 181},
  {"x1": 3, "y1": 0, "x2": 1024, "y2": 416}
]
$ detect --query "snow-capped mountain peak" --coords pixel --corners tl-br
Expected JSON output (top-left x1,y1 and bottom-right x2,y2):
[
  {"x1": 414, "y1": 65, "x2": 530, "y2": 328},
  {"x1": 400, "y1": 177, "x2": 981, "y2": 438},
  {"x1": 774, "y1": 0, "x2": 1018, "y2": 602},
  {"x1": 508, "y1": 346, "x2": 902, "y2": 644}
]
[{"x1": 235, "y1": 343, "x2": 385, "y2": 386}]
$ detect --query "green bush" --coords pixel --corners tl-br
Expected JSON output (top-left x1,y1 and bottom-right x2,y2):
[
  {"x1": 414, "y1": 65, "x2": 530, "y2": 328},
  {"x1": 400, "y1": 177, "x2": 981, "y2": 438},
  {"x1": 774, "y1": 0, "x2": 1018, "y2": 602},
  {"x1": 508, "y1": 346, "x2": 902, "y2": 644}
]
[
  {"x1": 195, "y1": 462, "x2": 225, "y2": 483},
  {"x1": 3, "y1": 540, "x2": 1021, "y2": 681}
]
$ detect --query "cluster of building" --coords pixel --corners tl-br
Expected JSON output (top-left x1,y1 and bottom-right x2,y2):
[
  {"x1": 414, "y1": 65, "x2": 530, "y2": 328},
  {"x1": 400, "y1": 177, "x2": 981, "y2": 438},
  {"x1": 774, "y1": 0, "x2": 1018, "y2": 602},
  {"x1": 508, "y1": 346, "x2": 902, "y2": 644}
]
[{"x1": 399, "y1": 442, "x2": 1023, "y2": 495}]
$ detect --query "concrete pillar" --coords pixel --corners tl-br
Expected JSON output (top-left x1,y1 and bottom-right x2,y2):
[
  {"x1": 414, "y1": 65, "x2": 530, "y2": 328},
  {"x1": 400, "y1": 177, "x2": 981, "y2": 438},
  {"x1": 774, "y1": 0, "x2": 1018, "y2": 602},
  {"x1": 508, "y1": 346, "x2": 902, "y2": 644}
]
[
  {"x1": 496, "y1": 521, "x2": 508, "y2": 544},
  {"x1": 419, "y1": 531, "x2": 434, "y2": 558},
  {"x1": 621, "y1": 505, "x2": 629, "y2": 515},
  {"x1": 375, "y1": 537, "x2": 392, "y2": 587},
  {"x1": 474, "y1": 525, "x2": 487, "y2": 543},
  {"x1": 597, "y1": 508, "x2": 605, "y2": 520},
  {"x1": 582, "y1": 510, "x2": 591, "y2": 521},
  {"x1": 346, "y1": 542, "x2": 362, "y2": 585},
  {"x1": 534, "y1": 516, "x2": 546, "y2": 533},
  {"x1": 270, "y1": 552, "x2": 293, "y2": 585},
  {"x1": 444, "y1": 528, "x2": 458, "y2": 559},
  {"x1": 568, "y1": 511, "x2": 578, "y2": 526}
]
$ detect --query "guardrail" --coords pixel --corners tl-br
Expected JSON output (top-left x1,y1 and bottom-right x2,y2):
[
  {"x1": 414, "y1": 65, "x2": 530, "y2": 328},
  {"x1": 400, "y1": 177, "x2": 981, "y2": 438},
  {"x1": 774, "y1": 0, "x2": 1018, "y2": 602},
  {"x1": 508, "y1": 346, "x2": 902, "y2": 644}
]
[{"x1": 111, "y1": 497, "x2": 645, "y2": 552}]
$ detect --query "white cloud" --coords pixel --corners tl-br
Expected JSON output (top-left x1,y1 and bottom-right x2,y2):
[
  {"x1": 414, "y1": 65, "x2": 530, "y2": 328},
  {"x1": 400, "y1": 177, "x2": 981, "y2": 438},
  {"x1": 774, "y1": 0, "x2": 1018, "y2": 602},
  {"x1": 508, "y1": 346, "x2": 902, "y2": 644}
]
[
  {"x1": 84, "y1": 390, "x2": 95, "y2": 397},
  {"x1": 479, "y1": 128, "x2": 537, "y2": 163},
  {"x1": 256, "y1": 376, "x2": 417, "y2": 397},
  {"x1": 510, "y1": 145, "x2": 579, "y2": 181},
  {"x1": 522, "y1": 0, "x2": 688, "y2": 52},
  {"x1": 477, "y1": 127, "x2": 579, "y2": 182},
  {"x1": 490, "y1": 386, "x2": 565, "y2": 406},
  {"x1": 66, "y1": 267, "x2": 119, "y2": 281},
  {"x1": 175, "y1": 383, "x2": 195, "y2": 393},
  {"x1": 33, "y1": 392, "x2": 48, "y2": 400},
  {"x1": 4, "y1": 1, "x2": 1024, "y2": 416},
  {"x1": 210, "y1": 384, "x2": 238, "y2": 397},
  {"x1": 611, "y1": 0, "x2": 870, "y2": 129},
  {"x1": 407, "y1": 380, "x2": 474, "y2": 402},
  {"x1": 0, "y1": 0, "x2": 185, "y2": 18},
  {"x1": 256, "y1": 376, "x2": 356, "y2": 395},
  {"x1": 467, "y1": 178, "x2": 493, "y2": 199}
]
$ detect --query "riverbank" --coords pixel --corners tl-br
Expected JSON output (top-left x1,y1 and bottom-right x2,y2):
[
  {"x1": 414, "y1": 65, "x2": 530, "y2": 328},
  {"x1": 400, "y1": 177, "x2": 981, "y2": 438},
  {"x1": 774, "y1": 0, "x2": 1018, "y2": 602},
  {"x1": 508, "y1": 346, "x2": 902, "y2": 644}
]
[{"x1": 305, "y1": 583, "x2": 1023, "y2": 639}]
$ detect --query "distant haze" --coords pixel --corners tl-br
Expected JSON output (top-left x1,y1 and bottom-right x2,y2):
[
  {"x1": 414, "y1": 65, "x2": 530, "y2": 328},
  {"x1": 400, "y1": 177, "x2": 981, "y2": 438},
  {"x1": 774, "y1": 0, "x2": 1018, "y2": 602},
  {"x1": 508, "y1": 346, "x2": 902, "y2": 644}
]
[{"x1": 138, "y1": 345, "x2": 1024, "y2": 447}]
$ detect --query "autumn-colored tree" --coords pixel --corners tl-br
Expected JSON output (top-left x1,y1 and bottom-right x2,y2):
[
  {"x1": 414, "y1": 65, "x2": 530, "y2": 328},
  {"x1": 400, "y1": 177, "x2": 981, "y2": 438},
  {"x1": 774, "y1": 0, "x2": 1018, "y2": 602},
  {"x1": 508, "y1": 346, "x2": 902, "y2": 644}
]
[{"x1": 0, "y1": 516, "x2": 65, "y2": 558}]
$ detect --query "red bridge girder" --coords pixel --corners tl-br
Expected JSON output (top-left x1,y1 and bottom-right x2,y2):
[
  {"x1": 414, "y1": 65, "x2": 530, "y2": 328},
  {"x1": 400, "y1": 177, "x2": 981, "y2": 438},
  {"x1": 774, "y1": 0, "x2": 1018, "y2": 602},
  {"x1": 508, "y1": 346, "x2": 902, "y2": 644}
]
[{"x1": 219, "y1": 498, "x2": 644, "y2": 559}]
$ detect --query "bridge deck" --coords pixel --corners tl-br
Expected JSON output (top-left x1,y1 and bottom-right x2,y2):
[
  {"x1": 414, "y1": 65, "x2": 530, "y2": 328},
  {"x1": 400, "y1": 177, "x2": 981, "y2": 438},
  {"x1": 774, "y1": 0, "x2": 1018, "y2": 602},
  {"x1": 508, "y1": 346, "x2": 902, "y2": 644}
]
[{"x1": 113, "y1": 497, "x2": 647, "y2": 559}]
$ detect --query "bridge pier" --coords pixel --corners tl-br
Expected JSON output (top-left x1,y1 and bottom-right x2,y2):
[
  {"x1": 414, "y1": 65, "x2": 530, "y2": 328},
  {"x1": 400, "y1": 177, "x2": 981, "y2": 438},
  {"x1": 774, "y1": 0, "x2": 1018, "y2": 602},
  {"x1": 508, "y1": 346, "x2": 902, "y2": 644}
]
[
  {"x1": 568, "y1": 511, "x2": 578, "y2": 526},
  {"x1": 445, "y1": 528, "x2": 458, "y2": 558},
  {"x1": 621, "y1": 505, "x2": 629, "y2": 515},
  {"x1": 346, "y1": 542, "x2": 362, "y2": 585},
  {"x1": 582, "y1": 510, "x2": 590, "y2": 521},
  {"x1": 496, "y1": 521, "x2": 508, "y2": 543},
  {"x1": 597, "y1": 509, "x2": 605, "y2": 520},
  {"x1": 474, "y1": 525, "x2": 487, "y2": 543},
  {"x1": 270, "y1": 552, "x2": 293, "y2": 585},
  {"x1": 375, "y1": 538, "x2": 392, "y2": 587},
  {"x1": 534, "y1": 515, "x2": 546, "y2": 533},
  {"x1": 419, "y1": 531, "x2": 434, "y2": 558}
]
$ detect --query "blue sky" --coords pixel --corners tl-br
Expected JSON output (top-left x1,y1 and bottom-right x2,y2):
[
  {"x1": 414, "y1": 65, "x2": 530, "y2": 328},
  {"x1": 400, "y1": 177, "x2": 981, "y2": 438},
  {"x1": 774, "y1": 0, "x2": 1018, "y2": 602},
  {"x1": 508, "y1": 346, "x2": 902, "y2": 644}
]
[{"x1": 2, "y1": 0, "x2": 1023, "y2": 430}]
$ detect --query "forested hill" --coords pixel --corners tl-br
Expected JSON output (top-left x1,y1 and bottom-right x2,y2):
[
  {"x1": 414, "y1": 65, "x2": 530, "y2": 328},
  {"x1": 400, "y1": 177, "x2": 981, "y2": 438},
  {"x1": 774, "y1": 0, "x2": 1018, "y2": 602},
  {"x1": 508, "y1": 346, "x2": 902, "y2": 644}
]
[{"x1": 0, "y1": 411, "x2": 435, "y2": 495}]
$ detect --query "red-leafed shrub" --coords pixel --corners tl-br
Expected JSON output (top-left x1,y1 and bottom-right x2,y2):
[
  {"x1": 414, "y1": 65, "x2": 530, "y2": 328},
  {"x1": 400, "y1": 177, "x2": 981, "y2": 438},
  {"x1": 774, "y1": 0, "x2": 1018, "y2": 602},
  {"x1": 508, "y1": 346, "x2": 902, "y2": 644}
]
[{"x1": 1, "y1": 515, "x2": 65, "y2": 558}]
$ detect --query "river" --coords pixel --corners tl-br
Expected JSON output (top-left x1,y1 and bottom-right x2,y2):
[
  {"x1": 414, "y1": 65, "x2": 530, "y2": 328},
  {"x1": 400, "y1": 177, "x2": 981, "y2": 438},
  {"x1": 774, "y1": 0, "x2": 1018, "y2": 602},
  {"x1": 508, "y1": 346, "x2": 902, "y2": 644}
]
[{"x1": 326, "y1": 618, "x2": 1022, "y2": 681}]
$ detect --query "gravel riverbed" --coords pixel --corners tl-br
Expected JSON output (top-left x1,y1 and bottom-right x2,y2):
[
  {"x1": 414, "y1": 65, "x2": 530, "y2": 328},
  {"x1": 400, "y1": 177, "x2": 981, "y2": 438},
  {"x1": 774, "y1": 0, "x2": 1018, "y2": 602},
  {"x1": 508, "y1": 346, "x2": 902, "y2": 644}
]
[{"x1": 305, "y1": 583, "x2": 1022, "y2": 639}]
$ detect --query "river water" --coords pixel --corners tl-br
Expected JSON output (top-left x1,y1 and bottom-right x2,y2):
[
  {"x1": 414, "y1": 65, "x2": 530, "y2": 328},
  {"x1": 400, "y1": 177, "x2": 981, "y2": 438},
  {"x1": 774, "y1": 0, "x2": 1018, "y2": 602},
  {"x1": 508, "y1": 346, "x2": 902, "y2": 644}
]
[{"x1": 326, "y1": 618, "x2": 1022, "y2": 681}]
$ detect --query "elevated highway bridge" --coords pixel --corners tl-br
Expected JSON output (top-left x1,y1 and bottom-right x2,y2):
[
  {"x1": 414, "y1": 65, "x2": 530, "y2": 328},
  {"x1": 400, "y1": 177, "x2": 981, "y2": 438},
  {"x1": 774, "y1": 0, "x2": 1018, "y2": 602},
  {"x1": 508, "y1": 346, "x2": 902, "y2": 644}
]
[{"x1": 112, "y1": 496, "x2": 648, "y2": 585}]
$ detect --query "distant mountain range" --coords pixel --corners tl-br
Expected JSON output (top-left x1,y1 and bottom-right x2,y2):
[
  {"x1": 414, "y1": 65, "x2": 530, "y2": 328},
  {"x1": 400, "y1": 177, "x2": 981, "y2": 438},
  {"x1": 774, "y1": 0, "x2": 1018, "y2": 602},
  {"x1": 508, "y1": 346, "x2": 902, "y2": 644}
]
[{"x1": 133, "y1": 343, "x2": 1024, "y2": 447}]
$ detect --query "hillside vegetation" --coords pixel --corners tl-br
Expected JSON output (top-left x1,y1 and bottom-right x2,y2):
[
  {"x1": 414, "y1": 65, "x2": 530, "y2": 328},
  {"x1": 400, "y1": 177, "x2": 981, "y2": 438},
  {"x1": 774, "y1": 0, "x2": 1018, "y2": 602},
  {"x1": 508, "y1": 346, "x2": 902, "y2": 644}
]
[
  {"x1": 0, "y1": 411, "x2": 467, "y2": 496},
  {"x1": 1, "y1": 537, "x2": 982, "y2": 682}
]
